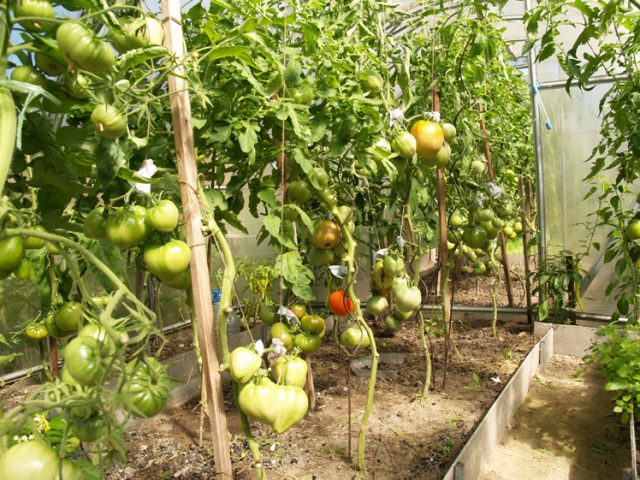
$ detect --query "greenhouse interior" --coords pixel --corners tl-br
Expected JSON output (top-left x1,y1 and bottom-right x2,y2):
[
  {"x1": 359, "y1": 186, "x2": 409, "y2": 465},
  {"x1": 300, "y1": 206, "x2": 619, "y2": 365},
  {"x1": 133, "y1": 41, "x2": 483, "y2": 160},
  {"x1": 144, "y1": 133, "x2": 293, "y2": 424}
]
[{"x1": 0, "y1": 0, "x2": 638, "y2": 479}]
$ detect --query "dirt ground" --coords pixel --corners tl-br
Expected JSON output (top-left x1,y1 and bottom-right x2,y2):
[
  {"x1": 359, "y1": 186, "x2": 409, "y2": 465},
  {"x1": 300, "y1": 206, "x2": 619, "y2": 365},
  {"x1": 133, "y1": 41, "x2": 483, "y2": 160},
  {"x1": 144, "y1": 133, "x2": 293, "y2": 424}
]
[
  {"x1": 104, "y1": 320, "x2": 536, "y2": 480},
  {"x1": 479, "y1": 356, "x2": 630, "y2": 480}
]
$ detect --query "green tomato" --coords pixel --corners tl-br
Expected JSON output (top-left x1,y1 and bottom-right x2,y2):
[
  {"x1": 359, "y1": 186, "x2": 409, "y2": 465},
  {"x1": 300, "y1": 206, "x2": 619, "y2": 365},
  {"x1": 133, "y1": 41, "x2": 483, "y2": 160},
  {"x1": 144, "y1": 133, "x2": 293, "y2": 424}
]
[
  {"x1": 383, "y1": 254, "x2": 405, "y2": 277},
  {"x1": 293, "y1": 332, "x2": 321, "y2": 354},
  {"x1": 340, "y1": 325, "x2": 371, "y2": 350},
  {"x1": 313, "y1": 167, "x2": 329, "y2": 188},
  {"x1": 237, "y1": 376, "x2": 308, "y2": 434},
  {"x1": 366, "y1": 295, "x2": 388, "y2": 316},
  {"x1": 163, "y1": 269, "x2": 191, "y2": 290},
  {"x1": 373, "y1": 260, "x2": 394, "y2": 289},
  {"x1": 0, "y1": 440, "x2": 59, "y2": 480},
  {"x1": 161, "y1": 240, "x2": 191, "y2": 276},
  {"x1": 473, "y1": 261, "x2": 487, "y2": 275},
  {"x1": 78, "y1": 324, "x2": 115, "y2": 353},
  {"x1": 0, "y1": 236, "x2": 24, "y2": 271},
  {"x1": 391, "y1": 131, "x2": 417, "y2": 159},
  {"x1": 63, "y1": 71, "x2": 91, "y2": 99},
  {"x1": 63, "y1": 335, "x2": 108, "y2": 385},
  {"x1": 300, "y1": 315, "x2": 326, "y2": 336},
  {"x1": 258, "y1": 304, "x2": 278, "y2": 325},
  {"x1": 54, "y1": 301, "x2": 83, "y2": 333},
  {"x1": 23, "y1": 225, "x2": 46, "y2": 249},
  {"x1": 442, "y1": 122, "x2": 457, "y2": 142},
  {"x1": 147, "y1": 199, "x2": 180, "y2": 232},
  {"x1": 106, "y1": 207, "x2": 148, "y2": 250},
  {"x1": 91, "y1": 104, "x2": 127, "y2": 139},
  {"x1": 56, "y1": 22, "x2": 115, "y2": 74},
  {"x1": 289, "y1": 303, "x2": 307, "y2": 319},
  {"x1": 393, "y1": 307, "x2": 413, "y2": 321},
  {"x1": 122, "y1": 16, "x2": 164, "y2": 49},
  {"x1": 25, "y1": 322, "x2": 47, "y2": 341},
  {"x1": 11, "y1": 66, "x2": 48, "y2": 90},
  {"x1": 12, "y1": 0, "x2": 55, "y2": 32},
  {"x1": 287, "y1": 180, "x2": 312, "y2": 204},
  {"x1": 270, "y1": 322, "x2": 292, "y2": 348},
  {"x1": 311, "y1": 220, "x2": 341, "y2": 249},
  {"x1": 359, "y1": 70, "x2": 383, "y2": 96},
  {"x1": 35, "y1": 51, "x2": 66, "y2": 76},
  {"x1": 471, "y1": 160, "x2": 486, "y2": 175},
  {"x1": 384, "y1": 314, "x2": 403, "y2": 333},
  {"x1": 83, "y1": 207, "x2": 107, "y2": 240},
  {"x1": 70, "y1": 414, "x2": 104, "y2": 442},
  {"x1": 627, "y1": 219, "x2": 640, "y2": 240},
  {"x1": 433, "y1": 142, "x2": 451, "y2": 167},
  {"x1": 308, "y1": 246, "x2": 334, "y2": 266},
  {"x1": 13, "y1": 258, "x2": 35, "y2": 281},
  {"x1": 289, "y1": 84, "x2": 313, "y2": 105},
  {"x1": 271, "y1": 356, "x2": 307, "y2": 388},
  {"x1": 44, "y1": 314, "x2": 61, "y2": 338},
  {"x1": 450, "y1": 210, "x2": 466, "y2": 228},
  {"x1": 463, "y1": 225, "x2": 488, "y2": 249},
  {"x1": 229, "y1": 347, "x2": 262, "y2": 384},
  {"x1": 125, "y1": 357, "x2": 171, "y2": 418},
  {"x1": 476, "y1": 208, "x2": 494, "y2": 222},
  {"x1": 393, "y1": 285, "x2": 422, "y2": 312}
]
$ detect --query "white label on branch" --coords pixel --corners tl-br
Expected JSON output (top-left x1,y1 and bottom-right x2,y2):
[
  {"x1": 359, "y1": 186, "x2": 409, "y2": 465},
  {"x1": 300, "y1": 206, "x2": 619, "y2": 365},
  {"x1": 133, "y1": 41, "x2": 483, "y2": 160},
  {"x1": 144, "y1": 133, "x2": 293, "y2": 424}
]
[
  {"x1": 329, "y1": 265, "x2": 348, "y2": 279},
  {"x1": 397, "y1": 236, "x2": 407, "y2": 249},
  {"x1": 375, "y1": 248, "x2": 388, "y2": 259},
  {"x1": 488, "y1": 182, "x2": 503, "y2": 199},
  {"x1": 277, "y1": 305, "x2": 300, "y2": 325},
  {"x1": 254, "y1": 339, "x2": 265, "y2": 357},
  {"x1": 131, "y1": 158, "x2": 158, "y2": 195}
]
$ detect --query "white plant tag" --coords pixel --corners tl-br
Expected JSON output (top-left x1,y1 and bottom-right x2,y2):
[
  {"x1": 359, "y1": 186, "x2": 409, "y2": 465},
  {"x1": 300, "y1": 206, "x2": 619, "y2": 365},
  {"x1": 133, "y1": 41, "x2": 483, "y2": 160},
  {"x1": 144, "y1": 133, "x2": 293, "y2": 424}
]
[
  {"x1": 375, "y1": 248, "x2": 388, "y2": 259},
  {"x1": 277, "y1": 305, "x2": 300, "y2": 324},
  {"x1": 488, "y1": 182, "x2": 503, "y2": 199},
  {"x1": 329, "y1": 265, "x2": 348, "y2": 279},
  {"x1": 131, "y1": 159, "x2": 158, "y2": 195},
  {"x1": 254, "y1": 339, "x2": 265, "y2": 357},
  {"x1": 397, "y1": 236, "x2": 407, "y2": 249}
]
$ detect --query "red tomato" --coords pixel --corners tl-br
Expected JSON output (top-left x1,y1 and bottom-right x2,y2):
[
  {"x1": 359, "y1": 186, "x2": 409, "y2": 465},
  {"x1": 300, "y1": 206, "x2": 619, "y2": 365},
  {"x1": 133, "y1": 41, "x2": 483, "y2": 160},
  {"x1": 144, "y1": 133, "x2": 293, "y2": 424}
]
[{"x1": 328, "y1": 290, "x2": 355, "y2": 316}]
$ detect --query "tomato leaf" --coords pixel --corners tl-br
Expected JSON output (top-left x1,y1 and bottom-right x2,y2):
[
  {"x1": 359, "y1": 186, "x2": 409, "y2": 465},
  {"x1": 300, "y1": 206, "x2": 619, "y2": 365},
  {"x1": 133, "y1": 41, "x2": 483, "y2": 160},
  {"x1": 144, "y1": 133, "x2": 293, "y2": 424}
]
[
  {"x1": 95, "y1": 139, "x2": 128, "y2": 187},
  {"x1": 274, "y1": 251, "x2": 315, "y2": 301},
  {"x1": 80, "y1": 239, "x2": 125, "y2": 291}
]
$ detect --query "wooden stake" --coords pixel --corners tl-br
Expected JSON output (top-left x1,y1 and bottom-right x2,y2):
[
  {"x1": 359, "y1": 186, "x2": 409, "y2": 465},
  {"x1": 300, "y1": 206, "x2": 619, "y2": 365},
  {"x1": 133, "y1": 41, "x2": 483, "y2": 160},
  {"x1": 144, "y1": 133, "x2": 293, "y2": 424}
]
[
  {"x1": 476, "y1": 104, "x2": 514, "y2": 307},
  {"x1": 48, "y1": 337, "x2": 58, "y2": 378},
  {"x1": 161, "y1": 2, "x2": 233, "y2": 478},
  {"x1": 305, "y1": 352, "x2": 316, "y2": 411},
  {"x1": 519, "y1": 177, "x2": 533, "y2": 324}
]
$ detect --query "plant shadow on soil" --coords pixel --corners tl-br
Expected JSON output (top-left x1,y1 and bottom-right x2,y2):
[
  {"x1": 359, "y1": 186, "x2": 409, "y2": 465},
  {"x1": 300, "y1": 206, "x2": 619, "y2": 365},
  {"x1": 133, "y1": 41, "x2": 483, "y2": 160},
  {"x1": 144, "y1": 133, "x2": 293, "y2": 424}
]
[{"x1": 479, "y1": 356, "x2": 629, "y2": 480}]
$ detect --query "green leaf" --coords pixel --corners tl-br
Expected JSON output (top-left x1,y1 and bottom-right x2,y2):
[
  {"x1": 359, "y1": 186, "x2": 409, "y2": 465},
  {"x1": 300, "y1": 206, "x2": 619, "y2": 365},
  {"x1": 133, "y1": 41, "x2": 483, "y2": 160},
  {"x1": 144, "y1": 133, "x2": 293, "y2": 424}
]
[
  {"x1": 0, "y1": 353, "x2": 21, "y2": 366},
  {"x1": 80, "y1": 239, "x2": 125, "y2": 291},
  {"x1": 0, "y1": 334, "x2": 10, "y2": 348},
  {"x1": 238, "y1": 122, "x2": 258, "y2": 154},
  {"x1": 96, "y1": 139, "x2": 128, "y2": 187},
  {"x1": 274, "y1": 251, "x2": 315, "y2": 301}
]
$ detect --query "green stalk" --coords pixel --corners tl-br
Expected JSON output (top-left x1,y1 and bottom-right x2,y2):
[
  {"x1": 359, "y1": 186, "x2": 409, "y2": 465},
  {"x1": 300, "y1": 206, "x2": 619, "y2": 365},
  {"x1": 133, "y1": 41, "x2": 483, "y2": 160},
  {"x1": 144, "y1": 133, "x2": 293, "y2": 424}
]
[
  {"x1": 198, "y1": 185, "x2": 266, "y2": 479},
  {"x1": 491, "y1": 276, "x2": 500, "y2": 337},
  {"x1": 418, "y1": 311, "x2": 432, "y2": 400},
  {"x1": 0, "y1": 2, "x2": 15, "y2": 196}
]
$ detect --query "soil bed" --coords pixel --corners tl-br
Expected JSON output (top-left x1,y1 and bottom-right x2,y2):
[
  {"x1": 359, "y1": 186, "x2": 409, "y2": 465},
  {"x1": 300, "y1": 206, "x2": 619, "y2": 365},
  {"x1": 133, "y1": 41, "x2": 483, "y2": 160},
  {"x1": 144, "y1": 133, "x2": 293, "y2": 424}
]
[
  {"x1": 106, "y1": 320, "x2": 535, "y2": 480},
  {"x1": 479, "y1": 355, "x2": 629, "y2": 480}
]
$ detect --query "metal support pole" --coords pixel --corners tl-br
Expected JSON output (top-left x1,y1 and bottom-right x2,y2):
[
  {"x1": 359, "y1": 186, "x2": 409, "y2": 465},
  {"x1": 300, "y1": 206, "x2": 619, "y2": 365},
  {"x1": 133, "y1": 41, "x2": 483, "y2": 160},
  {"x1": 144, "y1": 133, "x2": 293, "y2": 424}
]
[{"x1": 524, "y1": 0, "x2": 547, "y2": 308}]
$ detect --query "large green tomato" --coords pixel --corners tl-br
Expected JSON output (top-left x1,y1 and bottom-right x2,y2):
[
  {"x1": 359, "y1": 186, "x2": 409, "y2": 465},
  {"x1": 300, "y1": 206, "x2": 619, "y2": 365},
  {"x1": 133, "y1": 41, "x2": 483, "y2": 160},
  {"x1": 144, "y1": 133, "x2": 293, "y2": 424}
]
[
  {"x1": 384, "y1": 315, "x2": 403, "y2": 333},
  {"x1": 311, "y1": 220, "x2": 341, "y2": 249},
  {"x1": 122, "y1": 16, "x2": 164, "y2": 49},
  {"x1": 626, "y1": 219, "x2": 640, "y2": 240},
  {"x1": 382, "y1": 254, "x2": 404, "y2": 277},
  {"x1": 258, "y1": 304, "x2": 278, "y2": 325},
  {"x1": 433, "y1": 142, "x2": 451, "y2": 167},
  {"x1": 391, "y1": 131, "x2": 417, "y2": 159},
  {"x1": 63, "y1": 71, "x2": 91, "y2": 99},
  {"x1": 463, "y1": 225, "x2": 488, "y2": 249},
  {"x1": 13, "y1": 259, "x2": 35, "y2": 281},
  {"x1": 393, "y1": 285, "x2": 422, "y2": 312},
  {"x1": 0, "y1": 236, "x2": 24, "y2": 271},
  {"x1": 56, "y1": 22, "x2": 115, "y2": 73},
  {"x1": 293, "y1": 332, "x2": 321, "y2": 354},
  {"x1": 125, "y1": 357, "x2": 171, "y2": 418},
  {"x1": 35, "y1": 51, "x2": 66, "y2": 76},
  {"x1": 12, "y1": 0, "x2": 55, "y2": 32},
  {"x1": 23, "y1": 225, "x2": 46, "y2": 249},
  {"x1": 366, "y1": 295, "x2": 388, "y2": 316},
  {"x1": 238, "y1": 376, "x2": 308, "y2": 433},
  {"x1": 83, "y1": 207, "x2": 107, "y2": 240},
  {"x1": 161, "y1": 240, "x2": 191, "y2": 276},
  {"x1": 372, "y1": 260, "x2": 394, "y2": 289},
  {"x1": 476, "y1": 208, "x2": 495, "y2": 222},
  {"x1": 442, "y1": 122, "x2": 457, "y2": 142},
  {"x1": 359, "y1": 70, "x2": 383, "y2": 96},
  {"x1": 64, "y1": 335, "x2": 109, "y2": 385},
  {"x1": 393, "y1": 307, "x2": 414, "y2": 321},
  {"x1": 146, "y1": 199, "x2": 179, "y2": 232},
  {"x1": 340, "y1": 325, "x2": 371, "y2": 350},
  {"x1": 270, "y1": 322, "x2": 292, "y2": 348},
  {"x1": 0, "y1": 440, "x2": 59, "y2": 480},
  {"x1": 308, "y1": 246, "x2": 334, "y2": 266},
  {"x1": 229, "y1": 347, "x2": 262, "y2": 384},
  {"x1": 70, "y1": 413, "x2": 104, "y2": 442},
  {"x1": 271, "y1": 356, "x2": 307, "y2": 388},
  {"x1": 25, "y1": 322, "x2": 47, "y2": 340},
  {"x1": 91, "y1": 104, "x2": 127, "y2": 139},
  {"x1": 106, "y1": 207, "x2": 148, "y2": 250},
  {"x1": 300, "y1": 315, "x2": 325, "y2": 336},
  {"x1": 287, "y1": 180, "x2": 312, "y2": 204},
  {"x1": 54, "y1": 301, "x2": 83, "y2": 333}
]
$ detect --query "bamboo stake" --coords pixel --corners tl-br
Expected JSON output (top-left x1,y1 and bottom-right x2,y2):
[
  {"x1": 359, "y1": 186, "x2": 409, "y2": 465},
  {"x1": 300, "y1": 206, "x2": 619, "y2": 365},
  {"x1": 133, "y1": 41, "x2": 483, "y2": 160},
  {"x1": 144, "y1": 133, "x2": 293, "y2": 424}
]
[
  {"x1": 476, "y1": 103, "x2": 514, "y2": 307},
  {"x1": 161, "y1": 2, "x2": 232, "y2": 478},
  {"x1": 519, "y1": 177, "x2": 533, "y2": 323}
]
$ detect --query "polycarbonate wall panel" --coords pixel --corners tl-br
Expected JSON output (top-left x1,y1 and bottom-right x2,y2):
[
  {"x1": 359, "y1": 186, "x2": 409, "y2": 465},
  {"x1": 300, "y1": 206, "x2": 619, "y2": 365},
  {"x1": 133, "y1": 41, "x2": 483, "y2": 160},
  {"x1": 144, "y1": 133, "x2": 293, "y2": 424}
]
[{"x1": 539, "y1": 83, "x2": 616, "y2": 315}]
